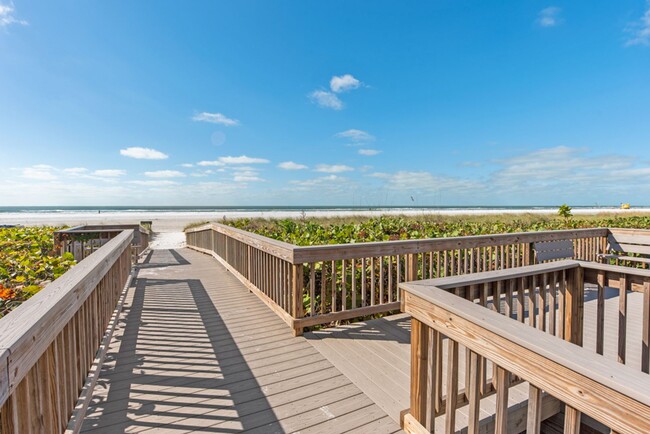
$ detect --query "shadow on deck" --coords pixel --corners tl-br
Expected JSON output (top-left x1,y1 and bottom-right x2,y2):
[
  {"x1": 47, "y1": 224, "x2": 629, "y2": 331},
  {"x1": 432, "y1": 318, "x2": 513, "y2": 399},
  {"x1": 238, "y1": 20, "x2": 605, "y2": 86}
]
[{"x1": 81, "y1": 248, "x2": 400, "y2": 434}]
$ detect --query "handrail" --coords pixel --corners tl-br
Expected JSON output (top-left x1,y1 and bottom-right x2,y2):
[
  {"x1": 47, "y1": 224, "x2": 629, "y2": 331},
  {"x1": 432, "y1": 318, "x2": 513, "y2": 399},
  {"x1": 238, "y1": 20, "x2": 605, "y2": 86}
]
[
  {"x1": 292, "y1": 228, "x2": 609, "y2": 263},
  {"x1": 55, "y1": 224, "x2": 150, "y2": 262},
  {"x1": 0, "y1": 230, "x2": 133, "y2": 432},
  {"x1": 407, "y1": 259, "x2": 581, "y2": 289},
  {"x1": 186, "y1": 222, "x2": 296, "y2": 262},
  {"x1": 186, "y1": 223, "x2": 611, "y2": 335},
  {"x1": 399, "y1": 283, "x2": 650, "y2": 433}
]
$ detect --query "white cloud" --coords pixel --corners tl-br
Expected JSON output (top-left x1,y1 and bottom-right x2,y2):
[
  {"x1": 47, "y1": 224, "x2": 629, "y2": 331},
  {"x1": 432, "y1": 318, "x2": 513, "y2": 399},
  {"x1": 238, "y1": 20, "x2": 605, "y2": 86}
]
[
  {"x1": 22, "y1": 166, "x2": 57, "y2": 181},
  {"x1": 335, "y1": 129, "x2": 374, "y2": 142},
  {"x1": 192, "y1": 112, "x2": 239, "y2": 126},
  {"x1": 278, "y1": 161, "x2": 308, "y2": 170},
  {"x1": 315, "y1": 164, "x2": 354, "y2": 173},
  {"x1": 144, "y1": 170, "x2": 186, "y2": 178},
  {"x1": 537, "y1": 7, "x2": 561, "y2": 27},
  {"x1": 234, "y1": 175, "x2": 264, "y2": 182},
  {"x1": 309, "y1": 90, "x2": 343, "y2": 110},
  {"x1": 197, "y1": 160, "x2": 225, "y2": 167},
  {"x1": 625, "y1": 2, "x2": 650, "y2": 46},
  {"x1": 63, "y1": 167, "x2": 89, "y2": 174},
  {"x1": 181, "y1": 163, "x2": 194, "y2": 168},
  {"x1": 130, "y1": 180, "x2": 180, "y2": 186},
  {"x1": 371, "y1": 171, "x2": 482, "y2": 194},
  {"x1": 93, "y1": 169, "x2": 126, "y2": 177},
  {"x1": 0, "y1": 3, "x2": 27, "y2": 27},
  {"x1": 330, "y1": 74, "x2": 361, "y2": 93},
  {"x1": 358, "y1": 149, "x2": 382, "y2": 156},
  {"x1": 219, "y1": 155, "x2": 270, "y2": 164},
  {"x1": 120, "y1": 147, "x2": 169, "y2": 160},
  {"x1": 288, "y1": 175, "x2": 348, "y2": 191}
]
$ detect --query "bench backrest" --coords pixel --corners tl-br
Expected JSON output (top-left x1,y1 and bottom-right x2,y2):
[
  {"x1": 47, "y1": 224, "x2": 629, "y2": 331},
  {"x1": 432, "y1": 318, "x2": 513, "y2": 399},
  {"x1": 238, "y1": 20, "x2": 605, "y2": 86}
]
[
  {"x1": 608, "y1": 233, "x2": 650, "y2": 256},
  {"x1": 533, "y1": 239, "x2": 575, "y2": 263}
]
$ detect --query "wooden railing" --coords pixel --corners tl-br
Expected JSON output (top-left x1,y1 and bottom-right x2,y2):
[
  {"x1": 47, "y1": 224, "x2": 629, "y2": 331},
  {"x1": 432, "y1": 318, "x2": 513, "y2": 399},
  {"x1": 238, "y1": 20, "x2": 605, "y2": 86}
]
[
  {"x1": 54, "y1": 224, "x2": 150, "y2": 263},
  {"x1": 0, "y1": 230, "x2": 133, "y2": 433},
  {"x1": 399, "y1": 260, "x2": 650, "y2": 433},
  {"x1": 186, "y1": 223, "x2": 609, "y2": 335}
]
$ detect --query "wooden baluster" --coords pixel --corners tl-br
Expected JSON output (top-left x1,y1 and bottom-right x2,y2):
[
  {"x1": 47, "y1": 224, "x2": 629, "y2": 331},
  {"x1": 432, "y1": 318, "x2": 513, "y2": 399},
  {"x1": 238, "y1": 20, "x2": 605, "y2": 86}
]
[
  {"x1": 380, "y1": 256, "x2": 385, "y2": 304},
  {"x1": 342, "y1": 259, "x2": 348, "y2": 312},
  {"x1": 351, "y1": 258, "x2": 356, "y2": 309},
  {"x1": 331, "y1": 260, "x2": 337, "y2": 313},
  {"x1": 321, "y1": 261, "x2": 327, "y2": 314},
  {"x1": 494, "y1": 366, "x2": 510, "y2": 434},
  {"x1": 506, "y1": 279, "x2": 514, "y2": 319},
  {"x1": 641, "y1": 280, "x2": 650, "y2": 374},
  {"x1": 467, "y1": 351, "x2": 481, "y2": 434},
  {"x1": 463, "y1": 249, "x2": 468, "y2": 275},
  {"x1": 309, "y1": 263, "x2": 316, "y2": 316},
  {"x1": 450, "y1": 250, "x2": 456, "y2": 276},
  {"x1": 564, "y1": 406, "x2": 581, "y2": 434},
  {"x1": 529, "y1": 274, "x2": 537, "y2": 328},
  {"x1": 517, "y1": 277, "x2": 525, "y2": 323},
  {"x1": 619, "y1": 273, "x2": 628, "y2": 364},
  {"x1": 361, "y1": 257, "x2": 367, "y2": 307},
  {"x1": 445, "y1": 339, "x2": 459, "y2": 434},
  {"x1": 597, "y1": 270, "x2": 606, "y2": 355},
  {"x1": 538, "y1": 273, "x2": 547, "y2": 331},
  {"x1": 370, "y1": 257, "x2": 376, "y2": 306},
  {"x1": 549, "y1": 271, "x2": 557, "y2": 335},
  {"x1": 526, "y1": 384, "x2": 543, "y2": 434},
  {"x1": 388, "y1": 256, "x2": 393, "y2": 303},
  {"x1": 426, "y1": 328, "x2": 441, "y2": 431},
  {"x1": 494, "y1": 280, "x2": 502, "y2": 314},
  {"x1": 438, "y1": 250, "x2": 449, "y2": 277},
  {"x1": 558, "y1": 269, "x2": 566, "y2": 339}
]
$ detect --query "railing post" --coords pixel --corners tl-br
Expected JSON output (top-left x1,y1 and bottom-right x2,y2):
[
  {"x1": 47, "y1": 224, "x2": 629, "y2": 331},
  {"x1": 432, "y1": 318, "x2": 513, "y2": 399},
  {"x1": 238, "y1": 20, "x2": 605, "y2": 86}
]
[
  {"x1": 291, "y1": 264, "x2": 304, "y2": 336},
  {"x1": 409, "y1": 318, "x2": 429, "y2": 426},
  {"x1": 406, "y1": 253, "x2": 418, "y2": 281},
  {"x1": 564, "y1": 266, "x2": 584, "y2": 346}
]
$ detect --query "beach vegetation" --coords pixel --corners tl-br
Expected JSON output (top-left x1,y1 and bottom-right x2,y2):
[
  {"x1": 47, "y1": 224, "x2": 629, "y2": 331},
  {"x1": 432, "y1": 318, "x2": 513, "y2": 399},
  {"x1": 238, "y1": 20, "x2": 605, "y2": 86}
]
[
  {"x1": 558, "y1": 204, "x2": 573, "y2": 220},
  {"x1": 0, "y1": 226, "x2": 76, "y2": 317},
  {"x1": 222, "y1": 213, "x2": 650, "y2": 246}
]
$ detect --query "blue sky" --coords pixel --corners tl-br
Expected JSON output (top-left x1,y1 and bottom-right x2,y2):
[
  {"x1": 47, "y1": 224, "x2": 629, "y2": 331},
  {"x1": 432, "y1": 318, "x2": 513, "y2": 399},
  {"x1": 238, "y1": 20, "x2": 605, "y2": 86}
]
[{"x1": 1, "y1": 1, "x2": 650, "y2": 206}]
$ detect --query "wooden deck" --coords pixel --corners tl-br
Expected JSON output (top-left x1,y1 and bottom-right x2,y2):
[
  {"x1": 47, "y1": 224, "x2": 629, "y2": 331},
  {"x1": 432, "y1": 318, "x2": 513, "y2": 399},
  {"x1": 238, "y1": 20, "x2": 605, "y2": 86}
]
[
  {"x1": 80, "y1": 248, "x2": 401, "y2": 433},
  {"x1": 78, "y1": 247, "x2": 645, "y2": 433},
  {"x1": 306, "y1": 285, "x2": 645, "y2": 433}
]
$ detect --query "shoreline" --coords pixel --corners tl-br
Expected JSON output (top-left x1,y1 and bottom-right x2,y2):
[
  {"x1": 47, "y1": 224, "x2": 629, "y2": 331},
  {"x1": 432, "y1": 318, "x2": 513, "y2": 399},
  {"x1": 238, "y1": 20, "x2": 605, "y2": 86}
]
[{"x1": 2, "y1": 208, "x2": 649, "y2": 233}]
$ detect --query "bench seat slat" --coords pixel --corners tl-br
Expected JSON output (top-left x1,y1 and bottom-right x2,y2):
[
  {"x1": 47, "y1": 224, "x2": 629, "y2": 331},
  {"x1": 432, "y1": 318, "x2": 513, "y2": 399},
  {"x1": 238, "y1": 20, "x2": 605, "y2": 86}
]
[{"x1": 534, "y1": 240, "x2": 574, "y2": 263}]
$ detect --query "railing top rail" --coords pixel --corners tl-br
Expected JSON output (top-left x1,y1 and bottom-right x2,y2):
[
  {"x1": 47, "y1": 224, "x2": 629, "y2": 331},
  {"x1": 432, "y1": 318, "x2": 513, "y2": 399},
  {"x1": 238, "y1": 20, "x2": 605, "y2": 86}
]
[
  {"x1": 56, "y1": 224, "x2": 150, "y2": 235},
  {"x1": 400, "y1": 283, "x2": 650, "y2": 432},
  {"x1": 186, "y1": 222, "x2": 296, "y2": 262},
  {"x1": 291, "y1": 227, "x2": 609, "y2": 263},
  {"x1": 407, "y1": 259, "x2": 580, "y2": 289},
  {"x1": 581, "y1": 260, "x2": 650, "y2": 277},
  {"x1": 608, "y1": 227, "x2": 650, "y2": 234},
  {"x1": 0, "y1": 229, "x2": 134, "y2": 406}
]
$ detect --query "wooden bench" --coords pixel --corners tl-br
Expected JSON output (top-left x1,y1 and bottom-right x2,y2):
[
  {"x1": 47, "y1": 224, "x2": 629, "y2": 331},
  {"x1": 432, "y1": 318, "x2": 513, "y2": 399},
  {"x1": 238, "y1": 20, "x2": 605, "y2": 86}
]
[
  {"x1": 533, "y1": 239, "x2": 575, "y2": 263},
  {"x1": 598, "y1": 230, "x2": 650, "y2": 267}
]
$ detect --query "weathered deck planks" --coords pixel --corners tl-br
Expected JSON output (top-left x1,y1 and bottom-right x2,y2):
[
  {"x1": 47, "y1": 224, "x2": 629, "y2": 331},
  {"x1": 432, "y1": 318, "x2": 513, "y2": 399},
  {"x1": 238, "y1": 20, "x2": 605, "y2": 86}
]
[{"x1": 80, "y1": 248, "x2": 401, "y2": 433}]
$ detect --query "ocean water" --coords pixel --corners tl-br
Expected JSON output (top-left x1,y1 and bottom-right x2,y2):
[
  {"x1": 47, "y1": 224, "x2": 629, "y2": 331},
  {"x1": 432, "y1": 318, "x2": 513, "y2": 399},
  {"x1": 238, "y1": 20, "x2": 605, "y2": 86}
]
[
  {"x1": 0, "y1": 205, "x2": 643, "y2": 214},
  {"x1": 2, "y1": 205, "x2": 648, "y2": 232}
]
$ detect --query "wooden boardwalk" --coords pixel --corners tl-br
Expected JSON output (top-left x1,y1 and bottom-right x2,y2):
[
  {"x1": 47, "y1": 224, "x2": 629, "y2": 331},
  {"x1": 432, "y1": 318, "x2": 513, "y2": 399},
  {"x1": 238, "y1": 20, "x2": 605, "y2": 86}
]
[{"x1": 80, "y1": 248, "x2": 401, "y2": 434}]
